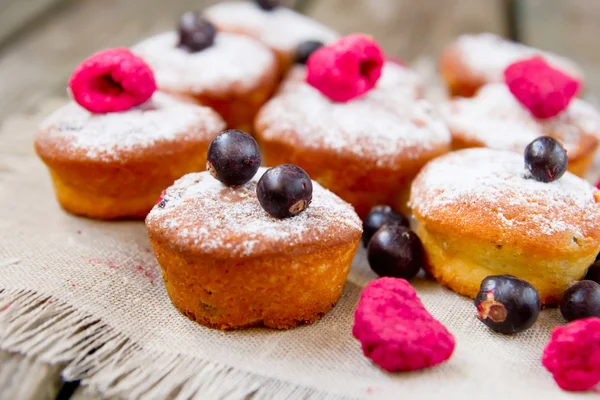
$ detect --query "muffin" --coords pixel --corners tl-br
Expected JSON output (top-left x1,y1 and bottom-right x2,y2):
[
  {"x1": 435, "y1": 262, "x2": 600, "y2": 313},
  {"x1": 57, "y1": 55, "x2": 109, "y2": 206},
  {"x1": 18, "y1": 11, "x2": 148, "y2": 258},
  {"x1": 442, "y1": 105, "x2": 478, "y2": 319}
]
[
  {"x1": 440, "y1": 33, "x2": 584, "y2": 97},
  {"x1": 441, "y1": 83, "x2": 600, "y2": 177},
  {"x1": 204, "y1": 0, "x2": 338, "y2": 70},
  {"x1": 410, "y1": 148, "x2": 600, "y2": 306},
  {"x1": 255, "y1": 35, "x2": 447, "y2": 217},
  {"x1": 145, "y1": 167, "x2": 362, "y2": 329},
  {"x1": 132, "y1": 14, "x2": 278, "y2": 133},
  {"x1": 35, "y1": 92, "x2": 225, "y2": 219}
]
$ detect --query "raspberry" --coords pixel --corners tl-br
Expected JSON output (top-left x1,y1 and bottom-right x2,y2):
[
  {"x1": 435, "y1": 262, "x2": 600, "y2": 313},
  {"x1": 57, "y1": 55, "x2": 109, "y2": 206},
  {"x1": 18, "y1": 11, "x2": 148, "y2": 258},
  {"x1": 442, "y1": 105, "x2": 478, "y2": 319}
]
[
  {"x1": 68, "y1": 48, "x2": 157, "y2": 113},
  {"x1": 504, "y1": 56, "x2": 581, "y2": 119},
  {"x1": 542, "y1": 317, "x2": 600, "y2": 392},
  {"x1": 306, "y1": 34, "x2": 384, "y2": 102},
  {"x1": 352, "y1": 277, "x2": 455, "y2": 372}
]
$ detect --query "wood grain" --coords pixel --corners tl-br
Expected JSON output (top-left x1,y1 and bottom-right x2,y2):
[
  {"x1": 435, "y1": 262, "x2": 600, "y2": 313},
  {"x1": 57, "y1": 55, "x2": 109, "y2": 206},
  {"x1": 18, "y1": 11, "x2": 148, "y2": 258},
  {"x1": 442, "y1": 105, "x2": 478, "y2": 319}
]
[
  {"x1": 0, "y1": 0, "x2": 237, "y2": 125},
  {"x1": 0, "y1": 0, "x2": 65, "y2": 47},
  {"x1": 303, "y1": 0, "x2": 507, "y2": 61},
  {"x1": 519, "y1": 0, "x2": 600, "y2": 100}
]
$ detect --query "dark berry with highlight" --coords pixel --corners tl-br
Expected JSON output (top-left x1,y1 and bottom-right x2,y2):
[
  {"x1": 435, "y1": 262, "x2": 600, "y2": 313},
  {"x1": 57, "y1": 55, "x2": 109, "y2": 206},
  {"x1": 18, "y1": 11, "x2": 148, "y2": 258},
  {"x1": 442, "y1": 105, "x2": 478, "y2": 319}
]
[
  {"x1": 362, "y1": 205, "x2": 409, "y2": 247},
  {"x1": 475, "y1": 275, "x2": 540, "y2": 334},
  {"x1": 367, "y1": 225, "x2": 424, "y2": 280},
  {"x1": 256, "y1": 164, "x2": 312, "y2": 218},
  {"x1": 524, "y1": 136, "x2": 568, "y2": 183},
  {"x1": 178, "y1": 11, "x2": 216, "y2": 52},
  {"x1": 560, "y1": 280, "x2": 600, "y2": 322},
  {"x1": 206, "y1": 130, "x2": 261, "y2": 186}
]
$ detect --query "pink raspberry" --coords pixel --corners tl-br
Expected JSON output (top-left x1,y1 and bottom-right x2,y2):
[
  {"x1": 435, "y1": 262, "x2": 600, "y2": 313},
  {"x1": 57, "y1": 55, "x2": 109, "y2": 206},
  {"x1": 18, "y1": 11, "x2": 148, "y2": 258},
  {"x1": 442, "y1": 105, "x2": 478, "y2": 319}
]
[
  {"x1": 504, "y1": 56, "x2": 581, "y2": 119},
  {"x1": 69, "y1": 48, "x2": 157, "y2": 113},
  {"x1": 306, "y1": 34, "x2": 384, "y2": 102},
  {"x1": 352, "y1": 277, "x2": 455, "y2": 372},
  {"x1": 542, "y1": 317, "x2": 600, "y2": 392}
]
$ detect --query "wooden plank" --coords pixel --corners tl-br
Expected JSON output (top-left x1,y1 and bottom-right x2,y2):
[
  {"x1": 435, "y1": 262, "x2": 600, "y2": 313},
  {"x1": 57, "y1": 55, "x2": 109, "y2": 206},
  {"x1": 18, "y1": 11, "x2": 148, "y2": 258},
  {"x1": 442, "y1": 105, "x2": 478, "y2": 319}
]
[
  {"x1": 0, "y1": 351, "x2": 64, "y2": 400},
  {"x1": 519, "y1": 0, "x2": 600, "y2": 101},
  {"x1": 0, "y1": 0, "x2": 66, "y2": 46},
  {"x1": 0, "y1": 0, "x2": 223, "y2": 124},
  {"x1": 303, "y1": 0, "x2": 507, "y2": 62},
  {"x1": 0, "y1": 0, "x2": 305, "y2": 125}
]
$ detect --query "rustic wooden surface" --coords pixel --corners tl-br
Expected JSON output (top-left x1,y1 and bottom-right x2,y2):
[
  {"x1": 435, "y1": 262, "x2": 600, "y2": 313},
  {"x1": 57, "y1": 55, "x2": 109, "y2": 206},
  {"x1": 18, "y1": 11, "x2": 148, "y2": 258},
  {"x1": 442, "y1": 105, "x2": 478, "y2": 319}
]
[
  {"x1": 519, "y1": 0, "x2": 600, "y2": 101},
  {"x1": 0, "y1": 0, "x2": 597, "y2": 399},
  {"x1": 0, "y1": 0, "x2": 64, "y2": 46},
  {"x1": 304, "y1": 0, "x2": 507, "y2": 61}
]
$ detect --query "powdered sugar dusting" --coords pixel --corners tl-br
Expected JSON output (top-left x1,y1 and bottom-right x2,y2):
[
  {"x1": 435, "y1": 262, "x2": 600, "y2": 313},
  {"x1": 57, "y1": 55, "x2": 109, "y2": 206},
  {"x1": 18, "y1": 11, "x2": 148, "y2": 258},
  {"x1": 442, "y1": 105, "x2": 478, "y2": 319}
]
[
  {"x1": 38, "y1": 92, "x2": 225, "y2": 161},
  {"x1": 132, "y1": 32, "x2": 275, "y2": 95},
  {"x1": 410, "y1": 148, "x2": 599, "y2": 236},
  {"x1": 256, "y1": 64, "x2": 449, "y2": 167},
  {"x1": 455, "y1": 33, "x2": 584, "y2": 82},
  {"x1": 441, "y1": 83, "x2": 600, "y2": 154},
  {"x1": 146, "y1": 168, "x2": 362, "y2": 257},
  {"x1": 204, "y1": 1, "x2": 338, "y2": 54}
]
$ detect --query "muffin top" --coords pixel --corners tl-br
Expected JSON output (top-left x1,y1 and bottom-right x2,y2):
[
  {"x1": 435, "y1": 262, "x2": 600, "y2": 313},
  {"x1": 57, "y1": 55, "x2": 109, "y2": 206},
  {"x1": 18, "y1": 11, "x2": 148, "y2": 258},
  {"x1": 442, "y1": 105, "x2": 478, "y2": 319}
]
[
  {"x1": 35, "y1": 92, "x2": 225, "y2": 162},
  {"x1": 255, "y1": 64, "x2": 449, "y2": 168},
  {"x1": 145, "y1": 167, "x2": 362, "y2": 259},
  {"x1": 441, "y1": 83, "x2": 600, "y2": 160},
  {"x1": 204, "y1": 1, "x2": 338, "y2": 55},
  {"x1": 410, "y1": 148, "x2": 600, "y2": 254},
  {"x1": 449, "y1": 33, "x2": 583, "y2": 83},
  {"x1": 132, "y1": 32, "x2": 276, "y2": 96}
]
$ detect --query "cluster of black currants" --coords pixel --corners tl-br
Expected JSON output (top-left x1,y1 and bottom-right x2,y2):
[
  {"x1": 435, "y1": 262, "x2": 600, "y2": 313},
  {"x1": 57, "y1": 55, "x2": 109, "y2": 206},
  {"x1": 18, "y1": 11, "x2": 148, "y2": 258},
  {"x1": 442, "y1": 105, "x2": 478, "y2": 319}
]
[
  {"x1": 474, "y1": 262, "x2": 600, "y2": 335},
  {"x1": 473, "y1": 137, "x2": 599, "y2": 334},
  {"x1": 362, "y1": 206, "x2": 425, "y2": 280},
  {"x1": 206, "y1": 130, "x2": 313, "y2": 219}
]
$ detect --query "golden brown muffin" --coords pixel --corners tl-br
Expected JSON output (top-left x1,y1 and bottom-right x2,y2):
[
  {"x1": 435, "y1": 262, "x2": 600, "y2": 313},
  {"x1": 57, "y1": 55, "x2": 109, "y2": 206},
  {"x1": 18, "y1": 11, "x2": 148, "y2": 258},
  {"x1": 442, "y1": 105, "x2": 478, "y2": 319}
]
[
  {"x1": 254, "y1": 64, "x2": 448, "y2": 218},
  {"x1": 440, "y1": 33, "x2": 584, "y2": 97},
  {"x1": 440, "y1": 83, "x2": 600, "y2": 178},
  {"x1": 35, "y1": 93, "x2": 225, "y2": 220},
  {"x1": 145, "y1": 168, "x2": 362, "y2": 330},
  {"x1": 410, "y1": 148, "x2": 600, "y2": 306},
  {"x1": 204, "y1": 1, "x2": 338, "y2": 72},
  {"x1": 132, "y1": 31, "x2": 278, "y2": 133}
]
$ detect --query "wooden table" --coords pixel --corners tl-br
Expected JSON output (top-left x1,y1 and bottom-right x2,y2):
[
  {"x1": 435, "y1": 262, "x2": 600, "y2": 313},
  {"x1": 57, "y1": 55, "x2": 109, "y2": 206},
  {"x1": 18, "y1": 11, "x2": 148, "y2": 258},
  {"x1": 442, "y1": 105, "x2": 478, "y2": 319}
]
[{"x1": 0, "y1": 1, "x2": 598, "y2": 398}]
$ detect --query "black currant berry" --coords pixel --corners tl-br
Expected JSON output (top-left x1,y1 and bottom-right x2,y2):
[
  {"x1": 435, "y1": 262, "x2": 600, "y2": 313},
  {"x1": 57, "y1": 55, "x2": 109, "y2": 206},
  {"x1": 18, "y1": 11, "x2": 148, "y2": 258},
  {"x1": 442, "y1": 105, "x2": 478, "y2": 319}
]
[
  {"x1": 294, "y1": 40, "x2": 324, "y2": 64},
  {"x1": 206, "y1": 130, "x2": 261, "y2": 186},
  {"x1": 178, "y1": 11, "x2": 216, "y2": 52},
  {"x1": 255, "y1": 0, "x2": 279, "y2": 11},
  {"x1": 585, "y1": 264, "x2": 600, "y2": 284},
  {"x1": 256, "y1": 164, "x2": 312, "y2": 218},
  {"x1": 362, "y1": 205, "x2": 409, "y2": 247},
  {"x1": 475, "y1": 275, "x2": 540, "y2": 334},
  {"x1": 524, "y1": 136, "x2": 568, "y2": 183},
  {"x1": 367, "y1": 225, "x2": 424, "y2": 280},
  {"x1": 560, "y1": 280, "x2": 600, "y2": 322}
]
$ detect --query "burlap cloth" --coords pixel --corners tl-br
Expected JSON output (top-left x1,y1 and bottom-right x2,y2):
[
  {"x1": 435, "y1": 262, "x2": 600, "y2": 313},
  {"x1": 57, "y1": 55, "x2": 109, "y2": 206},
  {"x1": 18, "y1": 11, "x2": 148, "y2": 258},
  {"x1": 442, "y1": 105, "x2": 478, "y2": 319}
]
[{"x1": 1, "y1": 85, "x2": 598, "y2": 399}]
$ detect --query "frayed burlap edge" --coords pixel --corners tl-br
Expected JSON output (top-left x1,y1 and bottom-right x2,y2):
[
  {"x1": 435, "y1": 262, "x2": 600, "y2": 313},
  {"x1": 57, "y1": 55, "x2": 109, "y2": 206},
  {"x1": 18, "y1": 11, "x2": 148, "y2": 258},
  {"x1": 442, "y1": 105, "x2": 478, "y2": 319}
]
[{"x1": 0, "y1": 288, "x2": 356, "y2": 400}]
